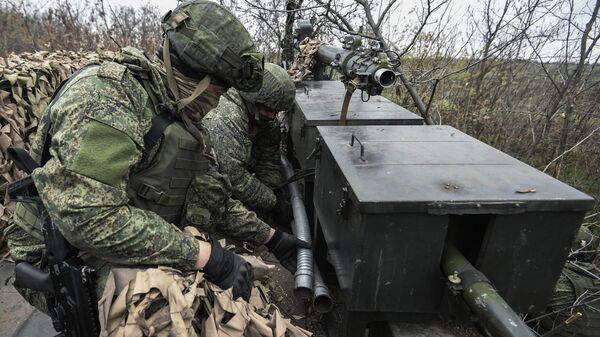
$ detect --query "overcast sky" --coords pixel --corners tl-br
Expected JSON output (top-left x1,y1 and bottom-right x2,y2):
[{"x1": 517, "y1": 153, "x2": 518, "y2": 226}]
[
  {"x1": 26, "y1": 0, "x2": 593, "y2": 61},
  {"x1": 27, "y1": 0, "x2": 477, "y2": 20},
  {"x1": 29, "y1": 0, "x2": 178, "y2": 14},
  {"x1": 100, "y1": 0, "x2": 475, "y2": 18},
  {"x1": 113, "y1": 0, "x2": 177, "y2": 14},
  {"x1": 90, "y1": 0, "x2": 178, "y2": 14},
  {"x1": 28, "y1": 0, "x2": 591, "y2": 20}
]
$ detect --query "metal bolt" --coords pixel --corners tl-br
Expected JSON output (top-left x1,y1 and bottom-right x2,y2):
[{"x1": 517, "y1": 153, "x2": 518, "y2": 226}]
[{"x1": 448, "y1": 272, "x2": 461, "y2": 284}]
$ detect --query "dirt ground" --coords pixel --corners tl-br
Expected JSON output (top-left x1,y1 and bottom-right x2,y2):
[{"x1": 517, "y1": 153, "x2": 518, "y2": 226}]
[
  {"x1": 263, "y1": 267, "x2": 483, "y2": 337},
  {"x1": 254, "y1": 247, "x2": 481, "y2": 337},
  {"x1": 254, "y1": 247, "x2": 327, "y2": 336}
]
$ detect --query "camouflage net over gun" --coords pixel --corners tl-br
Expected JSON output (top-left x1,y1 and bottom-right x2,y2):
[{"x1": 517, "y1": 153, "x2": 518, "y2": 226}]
[
  {"x1": 287, "y1": 38, "x2": 323, "y2": 84},
  {"x1": 0, "y1": 50, "x2": 114, "y2": 249}
]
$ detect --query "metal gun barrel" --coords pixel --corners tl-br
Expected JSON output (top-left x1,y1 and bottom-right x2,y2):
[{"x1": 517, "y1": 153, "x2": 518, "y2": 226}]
[
  {"x1": 374, "y1": 68, "x2": 396, "y2": 87},
  {"x1": 316, "y1": 44, "x2": 347, "y2": 65},
  {"x1": 442, "y1": 241, "x2": 536, "y2": 337},
  {"x1": 316, "y1": 44, "x2": 396, "y2": 88}
]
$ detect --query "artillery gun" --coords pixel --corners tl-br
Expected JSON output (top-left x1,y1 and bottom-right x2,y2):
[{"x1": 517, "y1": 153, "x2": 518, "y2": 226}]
[
  {"x1": 284, "y1": 20, "x2": 596, "y2": 337},
  {"x1": 293, "y1": 19, "x2": 400, "y2": 125},
  {"x1": 295, "y1": 19, "x2": 397, "y2": 97},
  {"x1": 315, "y1": 38, "x2": 397, "y2": 96}
]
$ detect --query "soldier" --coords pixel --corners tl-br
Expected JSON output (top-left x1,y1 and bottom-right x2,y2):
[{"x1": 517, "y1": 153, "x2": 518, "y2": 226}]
[
  {"x1": 203, "y1": 63, "x2": 294, "y2": 223},
  {"x1": 5, "y1": 0, "x2": 303, "y2": 315}
]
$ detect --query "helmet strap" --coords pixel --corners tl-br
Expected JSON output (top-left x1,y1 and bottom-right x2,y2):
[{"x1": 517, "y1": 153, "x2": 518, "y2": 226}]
[
  {"x1": 176, "y1": 74, "x2": 211, "y2": 112},
  {"x1": 162, "y1": 37, "x2": 212, "y2": 112},
  {"x1": 163, "y1": 37, "x2": 181, "y2": 101}
]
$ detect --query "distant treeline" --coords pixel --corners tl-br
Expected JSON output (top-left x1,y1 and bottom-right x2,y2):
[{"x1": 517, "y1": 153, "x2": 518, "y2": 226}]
[{"x1": 0, "y1": 0, "x2": 161, "y2": 56}]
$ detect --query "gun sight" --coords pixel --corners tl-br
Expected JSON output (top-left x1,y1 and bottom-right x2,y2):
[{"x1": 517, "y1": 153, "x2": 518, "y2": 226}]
[{"x1": 316, "y1": 40, "x2": 397, "y2": 96}]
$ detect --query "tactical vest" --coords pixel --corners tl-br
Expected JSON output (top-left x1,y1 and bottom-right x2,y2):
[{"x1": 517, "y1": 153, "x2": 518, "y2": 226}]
[
  {"x1": 13, "y1": 62, "x2": 211, "y2": 235},
  {"x1": 126, "y1": 112, "x2": 210, "y2": 225}
]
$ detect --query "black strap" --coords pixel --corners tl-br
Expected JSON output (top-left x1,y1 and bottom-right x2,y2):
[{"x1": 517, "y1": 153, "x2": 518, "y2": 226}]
[
  {"x1": 7, "y1": 147, "x2": 39, "y2": 174},
  {"x1": 39, "y1": 112, "x2": 53, "y2": 167},
  {"x1": 6, "y1": 148, "x2": 40, "y2": 202},
  {"x1": 279, "y1": 168, "x2": 315, "y2": 188},
  {"x1": 141, "y1": 112, "x2": 175, "y2": 163},
  {"x1": 7, "y1": 176, "x2": 39, "y2": 202}
]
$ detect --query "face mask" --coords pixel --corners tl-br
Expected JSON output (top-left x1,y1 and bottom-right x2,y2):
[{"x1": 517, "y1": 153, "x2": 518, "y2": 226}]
[
  {"x1": 155, "y1": 56, "x2": 207, "y2": 117},
  {"x1": 183, "y1": 90, "x2": 221, "y2": 119}
]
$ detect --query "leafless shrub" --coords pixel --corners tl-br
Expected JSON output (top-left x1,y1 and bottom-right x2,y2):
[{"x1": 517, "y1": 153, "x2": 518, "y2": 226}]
[{"x1": 0, "y1": 0, "x2": 162, "y2": 56}]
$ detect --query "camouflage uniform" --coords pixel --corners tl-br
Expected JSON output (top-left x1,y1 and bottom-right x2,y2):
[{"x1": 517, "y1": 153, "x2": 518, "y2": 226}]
[
  {"x1": 5, "y1": 0, "x2": 269, "y2": 309},
  {"x1": 6, "y1": 51, "x2": 273, "y2": 277},
  {"x1": 204, "y1": 63, "x2": 295, "y2": 213},
  {"x1": 7, "y1": 57, "x2": 199, "y2": 305}
]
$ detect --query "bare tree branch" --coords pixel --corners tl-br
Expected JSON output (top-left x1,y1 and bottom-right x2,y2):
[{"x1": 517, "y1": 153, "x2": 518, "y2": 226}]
[
  {"x1": 376, "y1": 0, "x2": 399, "y2": 30},
  {"x1": 397, "y1": 0, "x2": 451, "y2": 57},
  {"x1": 243, "y1": 0, "x2": 324, "y2": 13},
  {"x1": 544, "y1": 126, "x2": 600, "y2": 172}
]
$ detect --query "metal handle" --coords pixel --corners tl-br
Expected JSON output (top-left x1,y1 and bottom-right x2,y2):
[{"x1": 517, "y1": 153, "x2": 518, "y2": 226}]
[{"x1": 350, "y1": 134, "x2": 366, "y2": 162}]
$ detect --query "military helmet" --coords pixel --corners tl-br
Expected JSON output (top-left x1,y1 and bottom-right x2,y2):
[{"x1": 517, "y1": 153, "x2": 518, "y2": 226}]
[
  {"x1": 161, "y1": 0, "x2": 264, "y2": 91},
  {"x1": 239, "y1": 63, "x2": 295, "y2": 111}
]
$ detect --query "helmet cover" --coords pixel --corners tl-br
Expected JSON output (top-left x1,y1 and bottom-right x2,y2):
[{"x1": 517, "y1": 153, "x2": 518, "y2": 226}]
[
  {"x1": 239, "y1": 63, "x2": 295, "y2": 111},
  {"x1": 161, "y1": 1, "x2": 264, "y2": 91}
]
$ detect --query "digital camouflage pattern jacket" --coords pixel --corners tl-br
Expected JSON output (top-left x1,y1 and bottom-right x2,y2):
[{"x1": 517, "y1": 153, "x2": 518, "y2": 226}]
[
  {"x1": 5, "y1": 48, "x2": 272, "y2": 304},
  {"x1": 203, "y1": 89, "x2": 282, "y2": 212}
]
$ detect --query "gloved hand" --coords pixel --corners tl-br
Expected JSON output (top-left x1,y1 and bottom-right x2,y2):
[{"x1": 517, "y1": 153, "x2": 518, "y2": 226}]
[
  {"x1": 272, "y1": 188, "x2": 285, "y2": 211},
  {"x1": 265, "y1": 230, "x2": 311, "y2": 274},
  {"x1": 271, "y1": 188, "x2": 292, "y2": 229},
  {"x1": 202, "y1": 237, "x2": 253, "y2": 301}
]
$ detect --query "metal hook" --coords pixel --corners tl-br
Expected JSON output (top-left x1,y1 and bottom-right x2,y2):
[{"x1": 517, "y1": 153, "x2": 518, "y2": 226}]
[{"x1": 360, "y1": 89, "x2": 370, "y2": 102}]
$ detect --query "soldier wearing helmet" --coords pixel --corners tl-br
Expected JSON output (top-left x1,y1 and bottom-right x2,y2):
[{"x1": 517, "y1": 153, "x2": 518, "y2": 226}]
[
  {"x1": 5, "y1": 1, "x2": 300, "y2": 316},
  {"x1": 204, "y1": 63, "x2": 301, "y2": 273}
]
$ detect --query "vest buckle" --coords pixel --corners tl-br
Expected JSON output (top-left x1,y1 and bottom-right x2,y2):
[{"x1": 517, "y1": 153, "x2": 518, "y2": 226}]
[{"x1": 138, "y1": 183, "x2": 168, "y2": 204}]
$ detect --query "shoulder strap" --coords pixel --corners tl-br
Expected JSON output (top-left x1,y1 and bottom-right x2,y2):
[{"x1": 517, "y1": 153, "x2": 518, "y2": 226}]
[{"x1": 141, "y1": 112, "x2": 175, "y2": 163}]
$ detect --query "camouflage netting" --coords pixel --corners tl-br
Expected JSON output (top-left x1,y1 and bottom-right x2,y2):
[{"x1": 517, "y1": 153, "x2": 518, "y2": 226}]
[
  {"x1": 287, "y1": 38, "x2": 323, "y2": 84},
  {"x1": 0, "y1": 50, "x2": 114, "y2": 250}
]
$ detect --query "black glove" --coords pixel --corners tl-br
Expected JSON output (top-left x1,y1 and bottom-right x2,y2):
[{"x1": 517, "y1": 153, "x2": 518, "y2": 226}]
[
  {"x1": 202, "y1": 237, "x2": 253, "y2": 301},
  {"x1": 272, "y1": 188, "x2": 285, "y2": 211},
  {"x1": 265, "y1": 230, "x2": 311, "y2": 274},
  {"x1": 271, "y1": 188, "x2": 292, "y2": 229}
]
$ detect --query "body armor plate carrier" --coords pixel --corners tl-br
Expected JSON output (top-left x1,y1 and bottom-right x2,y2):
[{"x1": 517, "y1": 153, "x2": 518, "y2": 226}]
[{"x1": 127, "y1": 112, "x2": 210, "y2": 225}]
